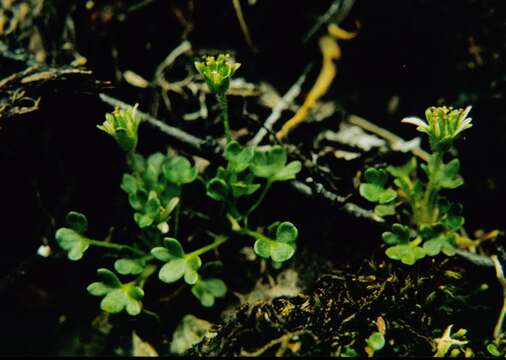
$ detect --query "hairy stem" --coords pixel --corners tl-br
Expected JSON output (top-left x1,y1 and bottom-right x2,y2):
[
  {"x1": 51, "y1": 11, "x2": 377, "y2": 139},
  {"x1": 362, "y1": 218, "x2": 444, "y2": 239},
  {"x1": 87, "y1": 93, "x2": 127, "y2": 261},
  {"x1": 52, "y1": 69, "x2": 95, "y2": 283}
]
[{"x1": 217, "y1": 93, "x2": 232, "y2": 143}]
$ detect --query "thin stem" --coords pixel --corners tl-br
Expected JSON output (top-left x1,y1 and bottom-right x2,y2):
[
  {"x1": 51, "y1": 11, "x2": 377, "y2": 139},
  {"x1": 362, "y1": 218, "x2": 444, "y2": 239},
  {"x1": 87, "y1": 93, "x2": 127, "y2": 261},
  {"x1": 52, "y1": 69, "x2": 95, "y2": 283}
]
[
  {"x1": 217, "y1": 93, "x2": 232, "y2": 143},
  {"x1": 239, "y1": 227, "x2": 271, "y2": 243},
  {"x1": 419, "y1": 151, "x2": 444, "y2": 224},
  {"x1": 136, "y1": 264, "x2": 157, "y2": 288},
  {"x1": 88, "y1": 239, "x2": 144, "y2": 256},
  {"x1": 187, "y1": 235, "x2": 227, "y2": 258},
  {"x1": 245, "y1": 181, "x2": 272, "y2": 218},
  {"x1": 174, "y1": 189, "x2": 182, "y2": 238}
]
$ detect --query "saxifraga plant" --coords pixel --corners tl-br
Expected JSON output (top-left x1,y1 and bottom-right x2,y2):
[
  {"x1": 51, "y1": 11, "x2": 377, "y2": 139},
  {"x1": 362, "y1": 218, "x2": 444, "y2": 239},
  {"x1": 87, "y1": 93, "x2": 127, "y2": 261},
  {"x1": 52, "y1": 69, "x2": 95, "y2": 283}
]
[
  {"x1": 54, "y1": 54, "x2": 302, "y2": 315},
  {"x1": 359, "y1": 106, "x2": 474, "y2": 265}
]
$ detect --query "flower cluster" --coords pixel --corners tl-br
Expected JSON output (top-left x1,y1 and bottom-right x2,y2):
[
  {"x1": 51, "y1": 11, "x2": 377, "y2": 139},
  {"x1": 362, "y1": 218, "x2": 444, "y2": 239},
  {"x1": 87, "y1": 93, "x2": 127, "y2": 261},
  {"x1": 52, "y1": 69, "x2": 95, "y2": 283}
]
[{"x1": 402, "y1": 106, "x2": 472, "y2": 151}]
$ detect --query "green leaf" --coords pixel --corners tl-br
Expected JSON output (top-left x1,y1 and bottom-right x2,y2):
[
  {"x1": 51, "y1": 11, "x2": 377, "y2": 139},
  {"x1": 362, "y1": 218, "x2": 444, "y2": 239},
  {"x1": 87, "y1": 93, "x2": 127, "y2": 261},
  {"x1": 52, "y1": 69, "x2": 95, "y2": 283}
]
[
  {"x1": 121, "y1": 174, "x2": 138, "y2": 194},
  {"x1": 154, "y1": 239, "x2": 202, "y2": 285},
  {"x1": 163, "y1": 156, "x2": 198, "y2": 186},
  {"x1": 270, "y1": 241, "x2": 296, "y2": 262},
  {"x1": 134, "y1": 213, "x2": 154, "y2": 228},
  {"x1": 65, "y1": 211, "x2": 88, "y2": 234},
  {"x1": 225, "y1": 141, "x2": 254, "y2": 173},
  {"x1": 101, "y1": 289, "x2": 128, "y2": 314},
  {"x1": 423, "y1": 234, "x2": 457, "y2": 256},
  {"x1": 382, "y1": 224, "x2": 411, "y2": 245},
  {"x1": 206, "y1": 178, "x2": 229, "y2": 201},
  {"x1": 191, "y1": 278, "x2": 227, "y2": 307},
  {"x1": 253, "y1": 239, "x2": 271, "y2": 259},
  {"x1": 253, "y1": 222, "x2": 298, "y2": 263},
  {"x1": 387, "y1": 157, "x2": 417, "y2": 179},
  {"x1": 129, "y1": 190, "x2": 147, "y2": 211},
  {"x1": 359, "y1": 169, "x2": 397, "y2": 204},
  {"x1": 366, "y1": 332, "x2": 385, "y2": 351},
  {"x1": 96, "y1": 268, "x2": 122, "y2": 287},
  {"x1": 163, "y1": 238, "x2": 185, "y2": 258},
  {"x1": 250, "y1": 146, "x2": 286, "y2": 179},
  {"x1": 486, "y1": 343, "x2": 502, "y2": 357},
  {"x1": 385, "y1": 244, "x2": 426, "y2": 265},
  {"x1": 364, "y1": 168, "x2": 388, "y2": 187},
  {"x1": 374, "y1": 204, "x2": 396, "y2": 217},
  {"x1": 419, "y1": 223, "x2": 446, "y2": 240},
  {"x1": 145, "y1": 197, "x2": 161, "y2": 218},
  {"x1": 55, "y1": 228, "x2": 90, "y2": 261},
  {"x1": 276, "y1": 222, "x2": 298, "y2": 243},
  {"x1": 439, "y1": 159, "x2": 464, "y2": 189},
  {"x1": 229, "y1": 170, "x2": 260, "y2": 198},
  {"x1": 114, "y1": 258, "x2": 145, "y2": 275},
  {"x1": 442, "y1": 203, "x2": 465, "y2": 231},
  {"x1": 230, "y1": 181, "x2": 261, "y2": 198},
  {"x1": 270, "y1": 161, "x2": 302, "y2": 182},
  {"x1": 151, "y1": 247, "x2": 172, "y2": 262},
  {"x1": 87, "y1": 282, "x2": 109, "y2": 296},
  {"x1": 87, "y1": 269, "x2": 144, "y2": 316},
  {"x1": 130, "y1": 153, "x2": 146, "y2": 173},
  {"x1": 159, "y1": 258, "x2": 187, "y2": 283}
]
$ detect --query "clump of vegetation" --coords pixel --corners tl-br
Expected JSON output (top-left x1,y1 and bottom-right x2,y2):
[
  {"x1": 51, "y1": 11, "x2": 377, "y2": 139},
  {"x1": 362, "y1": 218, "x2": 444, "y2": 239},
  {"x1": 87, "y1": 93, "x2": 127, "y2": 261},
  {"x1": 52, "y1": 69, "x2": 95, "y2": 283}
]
[
  {"x1": 359, "y1": 106, "x2": 477, "y2": 265},
  {"x1": 54, "y1": 54, "x2": 301, "y2": 313}
]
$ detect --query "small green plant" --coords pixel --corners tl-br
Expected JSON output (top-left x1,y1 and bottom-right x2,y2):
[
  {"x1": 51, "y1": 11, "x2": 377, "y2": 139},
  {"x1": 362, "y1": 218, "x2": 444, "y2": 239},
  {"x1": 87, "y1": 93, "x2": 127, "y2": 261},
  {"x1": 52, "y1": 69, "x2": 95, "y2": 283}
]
[
  {"x1": 54, "y1": 54, "x2": 302, "y2": 316},
  {"x1": 195, "y1": 54, "x2": 240, "y2": 143},
  {"x1": 359, "y1": 106, "x2": 474, "y2": 264},
  {"x1": 365, "y1": 331, "x2": 385, "y2": 356},
  {"x1": 432, "y1": 325, "x2": 469, "y2": 357}
]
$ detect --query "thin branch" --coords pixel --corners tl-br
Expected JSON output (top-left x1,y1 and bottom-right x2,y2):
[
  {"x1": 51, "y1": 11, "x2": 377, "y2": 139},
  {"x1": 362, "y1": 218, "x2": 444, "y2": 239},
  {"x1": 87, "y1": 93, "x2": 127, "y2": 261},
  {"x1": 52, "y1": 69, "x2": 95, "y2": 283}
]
[
  {"x1": 250, "y1": 66, "x2": 310, "y2": 146},
  {"x1": 348, "y1": 114, "x2": 430, "y2": 161}
]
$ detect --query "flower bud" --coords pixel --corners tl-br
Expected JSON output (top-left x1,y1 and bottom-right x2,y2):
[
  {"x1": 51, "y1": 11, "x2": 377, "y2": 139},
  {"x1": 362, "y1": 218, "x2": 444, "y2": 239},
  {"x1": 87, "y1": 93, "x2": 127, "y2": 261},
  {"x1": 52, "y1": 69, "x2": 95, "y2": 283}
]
[
  {"x1": 194, "y1": 54, "x2": 241, "y2": 95},
  {"x1": 97, "y1": 105, "x2": 141, "y2": 153}
]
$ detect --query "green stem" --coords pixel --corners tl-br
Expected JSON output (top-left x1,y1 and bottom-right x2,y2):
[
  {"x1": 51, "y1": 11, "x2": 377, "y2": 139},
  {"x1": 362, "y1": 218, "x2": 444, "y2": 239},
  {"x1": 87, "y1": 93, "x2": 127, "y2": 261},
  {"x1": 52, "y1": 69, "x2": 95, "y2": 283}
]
[
  {"x1": 217, "y1": 93, "x2": 232, "y2": 143},
  {"x1": 420, "y1": 151, "x2": 444, "y2": 224},
  {"x1": 245, "y1": 181, "x2": 272, "y2": 218},
  {"x1": 88, "y1": 239, "x2": 144, "y2": 256},
  {"x1": 126, "y1": 151, "x2": 137, "y2": 170},
  {"x1": 187, "y1": 235, "x2": 228, "y2": 258},
  {"x1": 239, "y1": 228, "x2": 271, "y2": 243},
  {"x1": 174, "y1": 189, "x2": 182, "y2": 238},
  {"x1": 136, "y1": 264, "x2": 157, "y2": 288}
]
